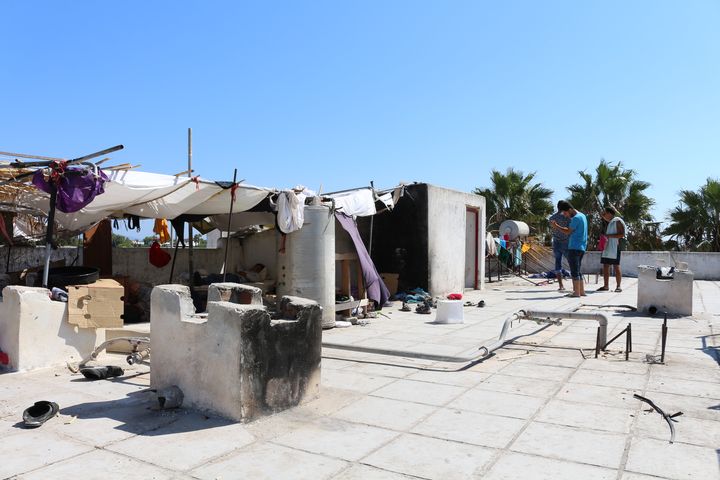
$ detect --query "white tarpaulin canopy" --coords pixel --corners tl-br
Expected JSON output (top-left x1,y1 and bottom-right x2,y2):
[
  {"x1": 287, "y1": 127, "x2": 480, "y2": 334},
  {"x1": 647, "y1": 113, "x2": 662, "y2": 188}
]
[{"x1": 14, "y1": 170, "x2": 272, "y2": 231}]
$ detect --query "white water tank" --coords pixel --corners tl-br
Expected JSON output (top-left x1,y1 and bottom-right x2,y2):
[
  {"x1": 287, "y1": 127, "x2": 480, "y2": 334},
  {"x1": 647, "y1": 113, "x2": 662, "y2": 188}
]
[
  {"x1": 498, "y1": 220, "x2": 529, "y2": 241},
  {"x1": 276, "y1": 205, "x2": 336, "y2": 328}
]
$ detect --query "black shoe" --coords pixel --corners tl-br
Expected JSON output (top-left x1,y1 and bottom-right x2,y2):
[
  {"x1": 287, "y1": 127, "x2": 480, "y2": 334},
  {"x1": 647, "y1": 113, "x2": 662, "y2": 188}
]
[
  {"x1": 22, "y1": 401, "x2": 59, "y2": 428},
  {"x1": 80, "y1": 365, "x2": 124, "y2": 381}
]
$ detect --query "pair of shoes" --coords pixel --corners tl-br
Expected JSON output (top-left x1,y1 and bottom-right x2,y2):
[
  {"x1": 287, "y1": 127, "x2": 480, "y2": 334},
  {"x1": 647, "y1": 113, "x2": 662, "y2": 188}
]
[
  {"x1": 614, "y1": 287, "x2": 623, "y2": 292},
  {"x1": 22, "y1": 401, "x2": 59, "y2": 428},
  {"x1": 80, "y1": 365, "x2": 124, "y2": 381}
]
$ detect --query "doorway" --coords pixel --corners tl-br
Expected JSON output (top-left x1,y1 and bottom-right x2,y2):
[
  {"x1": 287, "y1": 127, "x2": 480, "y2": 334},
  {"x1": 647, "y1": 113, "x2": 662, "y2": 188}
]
[{"x1": 465, "y1": 208, "x2": 479, "y2": 289}]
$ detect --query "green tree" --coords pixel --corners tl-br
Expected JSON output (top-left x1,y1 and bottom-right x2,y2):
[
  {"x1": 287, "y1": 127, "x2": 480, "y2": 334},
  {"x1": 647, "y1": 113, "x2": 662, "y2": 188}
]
[
  {"x1": 566, "y1": 160, "x2": 656, "y2": 250},
  {"x1": 663, "y1": 178, "x2": 720, "y2": 251},
  {"x1": 111, "y1": 233, "x2": 134, "y2": 248},
  {"x1": 142, "y1": 236, "x2": 156, "y2": 247},
  {"x1": 193, "y1": 233, "x2": 207, "y2": 248},
  {"x1": 473, "y1": 168, "x2": 554, "y2": 233}
]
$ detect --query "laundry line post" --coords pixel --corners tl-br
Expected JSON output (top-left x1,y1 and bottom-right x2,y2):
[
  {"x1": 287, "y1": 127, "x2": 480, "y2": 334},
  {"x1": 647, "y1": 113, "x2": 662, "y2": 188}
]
[
  {"x1": 187, "y1": 127, "x2": 194, "y2": 286},
  {"x1": 222, "y1": 168, "x2": 238, "y2": 282},
  {"x1": 41, "y1": 182, "x2": 58, "y2": 288}
]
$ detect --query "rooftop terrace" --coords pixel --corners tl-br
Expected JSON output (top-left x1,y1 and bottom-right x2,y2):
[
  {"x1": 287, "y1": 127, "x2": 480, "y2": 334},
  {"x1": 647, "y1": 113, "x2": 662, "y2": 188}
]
[{"x1": 1, "y1": 278, "x2": 718, "y2": 479}]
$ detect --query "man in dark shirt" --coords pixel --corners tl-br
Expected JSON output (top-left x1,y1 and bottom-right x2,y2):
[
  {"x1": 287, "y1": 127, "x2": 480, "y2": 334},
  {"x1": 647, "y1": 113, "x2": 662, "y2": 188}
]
[{"x1": 548, "y1": 201, "x2": 570, "y2": 291}]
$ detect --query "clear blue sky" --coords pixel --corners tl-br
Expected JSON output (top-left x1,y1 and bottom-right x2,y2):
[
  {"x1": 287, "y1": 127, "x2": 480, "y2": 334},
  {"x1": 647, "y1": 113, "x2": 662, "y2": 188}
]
[{"x1": 2, "y1": 1, "x2": 718, "y2": 238}]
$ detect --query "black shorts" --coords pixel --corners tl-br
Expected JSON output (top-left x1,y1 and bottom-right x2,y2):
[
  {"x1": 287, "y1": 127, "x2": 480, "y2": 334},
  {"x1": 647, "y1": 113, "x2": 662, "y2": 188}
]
[{"x1": 600, "y1": 249, "x2": 621, "y2": 265}]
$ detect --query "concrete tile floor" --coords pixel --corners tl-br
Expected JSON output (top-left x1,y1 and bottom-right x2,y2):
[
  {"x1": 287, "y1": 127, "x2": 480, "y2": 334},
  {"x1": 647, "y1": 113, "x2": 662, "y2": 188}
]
[{"x1": 1, "y1": 278, "x2": 718, "y2": 479}]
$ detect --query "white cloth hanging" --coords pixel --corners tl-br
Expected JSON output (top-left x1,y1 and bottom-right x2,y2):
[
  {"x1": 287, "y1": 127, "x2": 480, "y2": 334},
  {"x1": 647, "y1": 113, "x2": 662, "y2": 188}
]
[{"x1": 277, "y1": 190, "x2": 304, "y2": 234}]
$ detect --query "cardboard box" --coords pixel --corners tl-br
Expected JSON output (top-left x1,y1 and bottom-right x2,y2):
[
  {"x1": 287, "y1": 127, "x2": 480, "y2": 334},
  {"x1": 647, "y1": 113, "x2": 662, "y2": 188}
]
[{"x1": 67, "y1": 279, "x2": 124, "y2": 328}]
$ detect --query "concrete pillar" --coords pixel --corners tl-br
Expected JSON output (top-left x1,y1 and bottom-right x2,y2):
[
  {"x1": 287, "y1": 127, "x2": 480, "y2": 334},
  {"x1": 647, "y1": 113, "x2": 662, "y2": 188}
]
[{"x1": 277, "y1": 205, "x2": 335, "y2": 328}]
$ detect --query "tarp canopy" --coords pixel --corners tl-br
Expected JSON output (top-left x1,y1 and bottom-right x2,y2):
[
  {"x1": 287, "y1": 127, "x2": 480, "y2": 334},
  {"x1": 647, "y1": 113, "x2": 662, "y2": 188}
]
[{"x1": 12, "y1": 170, "x2": 272, "y2": 231}]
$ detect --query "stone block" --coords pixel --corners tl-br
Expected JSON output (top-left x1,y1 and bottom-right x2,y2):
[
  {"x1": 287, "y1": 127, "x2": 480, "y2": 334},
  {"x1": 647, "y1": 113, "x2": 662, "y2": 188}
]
[
  {"x1": 637, "y1": 265, "x2": 693, "y2": 316},
  {"x1": 207, "y1": 282, "x2": 262, "y2": 305},
  {"x1": 151, "y1": 284, "x2": 322, "y2": 422}
]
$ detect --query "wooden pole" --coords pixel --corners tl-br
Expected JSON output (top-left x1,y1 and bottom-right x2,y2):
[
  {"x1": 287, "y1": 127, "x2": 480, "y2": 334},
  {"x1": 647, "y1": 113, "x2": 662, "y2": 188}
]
[
  {"x1": 222, "y1": 169, "x2": 238, "y2": 282},
  {"x1": 187, "y1": 128, "x2": 194, "y2": 286}
]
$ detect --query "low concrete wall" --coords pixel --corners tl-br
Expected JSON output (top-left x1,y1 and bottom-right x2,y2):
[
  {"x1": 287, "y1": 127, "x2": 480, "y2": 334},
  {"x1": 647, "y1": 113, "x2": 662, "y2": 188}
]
[
  {"x1": 112, "y1": 247, "x2": 226, "y2": 285},
  {"x1": 151, "y1": 284, "x2": 322, "y2": 422},
  {"x1": 0, "y1": 286, "x2": 98, "y2": 371},
  {"x1": 0, "y1": 246, "x2": 81, "y2": 274},
  {"x1": 581, "y1": 251, "x2": 720, "y2": 280}
]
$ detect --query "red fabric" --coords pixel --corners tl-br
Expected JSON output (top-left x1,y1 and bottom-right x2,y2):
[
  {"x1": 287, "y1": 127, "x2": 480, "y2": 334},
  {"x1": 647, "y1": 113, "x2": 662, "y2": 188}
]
[
  {"x1": 149, "y1": 241, "x2": 171, "y2": 268},
  {"x1": 447, "y1": 293, "x2": 463, "y2": 300},
  {"x1": 598, "y1": 235, "x2": 608, "y2": 252},
  {"x1": 0, "y1": 351, "x2": 9, "y2": 365}
]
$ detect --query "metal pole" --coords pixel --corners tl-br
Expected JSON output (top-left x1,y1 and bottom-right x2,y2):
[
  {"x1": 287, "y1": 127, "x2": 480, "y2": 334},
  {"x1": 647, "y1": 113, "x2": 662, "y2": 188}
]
[
  {"x1": 222, "y1": 169, "x2": 238, "y2": 282},
  {"x1": 42, "y1": 183, "x2": 58, "y2": 288},
  {"x1": 368, "y1": 181, "x2": 374, "y2": 257},
  {"x1": 660, "y1": 314, "x2": 668, "y2": 364},
  {"x1": 187, "y1": 128, "x2": 194, "y2": 285}
]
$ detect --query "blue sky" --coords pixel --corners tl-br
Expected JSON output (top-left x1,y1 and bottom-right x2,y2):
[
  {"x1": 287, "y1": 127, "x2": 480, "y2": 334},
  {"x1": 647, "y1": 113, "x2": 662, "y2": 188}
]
[{"x1": 2, "y1": 1, "x2": 718, "y2": 238}]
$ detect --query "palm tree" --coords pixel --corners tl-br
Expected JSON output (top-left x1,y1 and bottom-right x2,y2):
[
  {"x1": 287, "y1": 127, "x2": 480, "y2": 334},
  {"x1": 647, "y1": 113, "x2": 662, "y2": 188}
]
[
  {"x1": 567, "y1": 160, "x2": 656, "y2": 250},
  {"x1": 663, "y1": 178, "x2": 720, "y2": 251},
  {"x1": 473, "y1": 168, "x2": 554, "y2": 233}
]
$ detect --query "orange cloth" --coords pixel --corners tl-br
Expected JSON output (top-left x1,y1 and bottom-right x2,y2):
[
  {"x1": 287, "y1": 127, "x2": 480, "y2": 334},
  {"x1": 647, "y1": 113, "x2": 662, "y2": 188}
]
[{"x1": 153, "y1": 218, "x2": 170, "y2": 243}]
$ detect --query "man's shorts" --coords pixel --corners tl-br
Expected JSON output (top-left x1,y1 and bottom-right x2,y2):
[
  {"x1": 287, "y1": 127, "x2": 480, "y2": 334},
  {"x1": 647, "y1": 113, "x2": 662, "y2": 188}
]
[
  {"x1": 567, "y1": 249, "x2": 585, "y2": 280},
  {"x1": 601, "y1": 248, "x2": 622, "y2": 265}
]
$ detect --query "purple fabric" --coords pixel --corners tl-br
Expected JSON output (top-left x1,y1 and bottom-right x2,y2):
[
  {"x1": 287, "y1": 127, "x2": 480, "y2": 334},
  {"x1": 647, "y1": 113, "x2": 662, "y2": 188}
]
[
  {"x1": 33, "y1": 167, "x2": 108, "y2": 213},
  {"x1": 335, "y1": 212, "x2": 390, "y2": 306}
]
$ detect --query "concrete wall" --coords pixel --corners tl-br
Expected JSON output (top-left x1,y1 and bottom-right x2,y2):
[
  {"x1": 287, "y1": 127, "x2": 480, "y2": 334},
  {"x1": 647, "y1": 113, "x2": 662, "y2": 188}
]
[
  {"x1": 0, "y1": 246, "x2": 81, "y2": 274},
  {"x1": 426, "y1": 185, "x2": 486, "y2": 295},
  {"x1": 112, "y1": 247, "x2": 226, "y2": 285},
  {"x1": 580, "y1": 251, "x2": 720, "y2": 280},
  {"x1": 0, "y1": 286, "x2": 98, "y2": 371},
  {"x1": 151, "y1": 284, "x2": 322, "y2": 422},
  {"x1": 238, "y1": 229, "x2": 279, "y2": 280}
]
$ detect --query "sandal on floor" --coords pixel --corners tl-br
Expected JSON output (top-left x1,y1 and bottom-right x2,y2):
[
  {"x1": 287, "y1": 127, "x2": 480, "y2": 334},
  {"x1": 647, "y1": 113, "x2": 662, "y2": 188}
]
[
  {"x1": 564, "y1": 293, "x2": 581, "y2": 298},
  {"x1": 615, "y1": 287, "x2": 622, "y2": 292},
  {"x1": 22, "y1": 401, "x2": 59, "y2": 428},
  {"x1": 558, "y1": 287, "x2": 566, "y2": 291},
  {"x1": 596, "y1": 287, "x2": 609, "y2": 291}
]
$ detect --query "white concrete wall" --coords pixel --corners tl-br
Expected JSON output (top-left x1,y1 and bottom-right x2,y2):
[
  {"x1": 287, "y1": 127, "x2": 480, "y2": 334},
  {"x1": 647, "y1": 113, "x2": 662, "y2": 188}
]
[
  {"x1": 238, "y1": 229, "x2": 279, "y2": 280},
  {"x1": 426, "y1": 185, "x2": 486, "y2": 295},
  {"x1": 0, "y1": 286, "x2": 98, "y2": 371},
  {"x1": 581, "y1": 251, "x2": 720, "y2": 280},
  {"x1": 112, "y1": 247, "x2": 226, "y2": 285}
]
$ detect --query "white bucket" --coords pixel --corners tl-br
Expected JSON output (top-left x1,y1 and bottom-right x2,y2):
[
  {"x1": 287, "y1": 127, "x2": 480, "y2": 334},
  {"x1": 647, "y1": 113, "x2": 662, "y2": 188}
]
[{"x1": 435, "y1": 300, "x2": 464, "y2": 324}]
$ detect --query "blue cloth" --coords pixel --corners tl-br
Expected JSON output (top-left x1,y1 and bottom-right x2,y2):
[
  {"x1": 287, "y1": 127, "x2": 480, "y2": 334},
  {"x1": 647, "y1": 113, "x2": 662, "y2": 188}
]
[
  {"x1": 568, "y1": 212, "x2": 588, "y2": 251},
  {"x1": 567, "y1": 249, "x2": 585, "y2": 280}
]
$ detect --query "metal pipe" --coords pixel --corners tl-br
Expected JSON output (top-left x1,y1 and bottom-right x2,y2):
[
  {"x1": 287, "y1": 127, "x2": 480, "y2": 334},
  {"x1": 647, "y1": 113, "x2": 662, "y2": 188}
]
[{"x1": 521, "y1": 309, "x2": 608, "y2": 349}]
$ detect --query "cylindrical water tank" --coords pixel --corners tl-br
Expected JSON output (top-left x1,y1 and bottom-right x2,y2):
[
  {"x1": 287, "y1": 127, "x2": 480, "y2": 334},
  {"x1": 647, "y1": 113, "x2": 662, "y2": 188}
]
[
  {"x1": 498, "y1": 220, "x2": 530, "y2": 241},
  {"x1": 276, "y1": 205, "x2": 336, "y2": 328}
]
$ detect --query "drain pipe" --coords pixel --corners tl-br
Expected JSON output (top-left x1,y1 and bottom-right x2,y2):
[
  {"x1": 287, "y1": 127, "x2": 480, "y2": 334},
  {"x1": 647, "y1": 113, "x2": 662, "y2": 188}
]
[{"x1": 478, "y1": 309, "x2": 608, "y2": 358}]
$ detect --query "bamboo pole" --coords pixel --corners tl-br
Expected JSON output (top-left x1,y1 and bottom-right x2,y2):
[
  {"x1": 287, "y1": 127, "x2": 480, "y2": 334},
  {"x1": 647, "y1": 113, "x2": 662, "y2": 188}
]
[{"x1": 187, "y1": 128, "x2": 194, "y2": 288}]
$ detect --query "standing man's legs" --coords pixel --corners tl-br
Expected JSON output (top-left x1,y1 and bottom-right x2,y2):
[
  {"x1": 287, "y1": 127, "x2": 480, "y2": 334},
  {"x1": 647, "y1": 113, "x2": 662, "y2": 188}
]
[
  {"x1": 601, "y1": 263, "x2": 610, "y2": 290},
  {"x1": 553, "y1": 241, "x2": 566, "y2": 290},
  {"x1": 577, "y1": 251, "x2": 586, "y2": 296},
  {"x1": 567, "y1": 249, "x2": 582, "y2": 297}
]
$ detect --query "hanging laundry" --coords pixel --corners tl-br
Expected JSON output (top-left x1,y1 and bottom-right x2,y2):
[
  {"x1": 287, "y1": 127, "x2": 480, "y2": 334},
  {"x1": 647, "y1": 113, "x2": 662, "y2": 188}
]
[
  {"x1": 521, "y1": 242, "x2": 531, "y2": 253},
  {"x1": 149, "y1": 241, "x2": 171, "y2": 268},
  {"x1": 153, "y1": 219, "x2": 170, "y2": 243},
  {"x1": 328, "y1": 189, "x2": 376, "y2": 217},
  {"x1": 277, "y1": 190, "x2": 304, "y2": 234},
  {"x1": 335, "y1": 212, "x2": 390, "y2": 307},
  {"x1": 32, "y1": 163, "x2": 108, "y2": 213},
  {"x1": 485, "y1": 232, "x2": 497, "y2": 256},
  {"x1": 170, "y1": 214, "x2": 207, "y2": 247}
]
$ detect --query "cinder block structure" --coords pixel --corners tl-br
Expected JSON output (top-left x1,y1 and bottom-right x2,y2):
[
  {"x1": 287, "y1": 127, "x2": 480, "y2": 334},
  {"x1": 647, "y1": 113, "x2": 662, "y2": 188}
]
[
  {"x1": 637, "y1": 265, "x2": 694, "y2": 316},
  {"x1": 151, "y1": 284, "x2": 322, "y2": 421}
]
